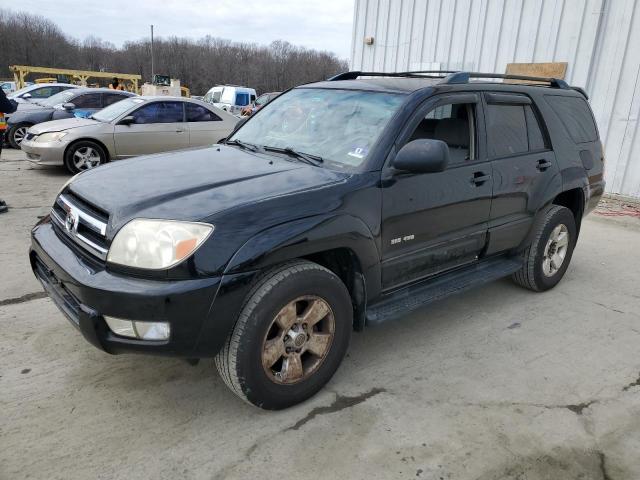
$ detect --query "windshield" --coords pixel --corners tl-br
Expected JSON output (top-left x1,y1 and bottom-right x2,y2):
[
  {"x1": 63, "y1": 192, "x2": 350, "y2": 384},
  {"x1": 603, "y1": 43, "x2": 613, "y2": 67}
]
[
  {"x1": 91, "y1": 97, "x2": 144, "y2": 122},
  {"x1": 8, "y1": 85, "x2": 36, "y2": 98},
  {"x1": 230, "y1": 88, "x2": 404, "y2": 170},
  {"x1": 39, "y1": 90, "x2": 77, "y2": 107}
]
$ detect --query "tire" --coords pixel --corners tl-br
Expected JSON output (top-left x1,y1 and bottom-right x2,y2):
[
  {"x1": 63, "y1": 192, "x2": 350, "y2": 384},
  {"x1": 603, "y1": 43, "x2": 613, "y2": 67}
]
[
  {"x1": 64, "y1": 140, "x2": 107, "y2": 174},
  {"x1": 512, "y1": 205, "x2": 577, "y2": 292},
  {"x1": 215, "y1": 260, "x2": 353, "y2": 410},
  {"x1": 8, "y1": 123, "x2": 31, "y2": 149}
]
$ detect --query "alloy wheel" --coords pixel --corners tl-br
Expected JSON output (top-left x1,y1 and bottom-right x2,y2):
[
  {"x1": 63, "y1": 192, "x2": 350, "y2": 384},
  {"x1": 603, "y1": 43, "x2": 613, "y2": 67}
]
[
  {"x1": 542, "y1": 224, "x2": 569, "y2": 277},
  {"x1": 261, "y1": 295, "x2": 335, "y2": 384},
  {"x1": 13, "y1": 126, "x2": 28, "y2": 146},
  {"x1": 73, "y1": 146, "x2": 101, "y2": 170}
]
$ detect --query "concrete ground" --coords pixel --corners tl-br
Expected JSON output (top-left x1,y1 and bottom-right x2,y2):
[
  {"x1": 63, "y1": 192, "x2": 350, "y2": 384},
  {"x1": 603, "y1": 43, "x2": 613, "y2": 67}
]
[{"x1": 1, "y1": 147, "x2": 639, "y2": 480}]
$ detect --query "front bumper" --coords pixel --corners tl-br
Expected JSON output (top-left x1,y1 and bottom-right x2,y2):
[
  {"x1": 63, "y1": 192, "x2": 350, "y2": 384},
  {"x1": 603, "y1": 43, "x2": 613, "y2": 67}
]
[
  {"x1": 21, "y1": 138, "x2": 67, "y2": 165},
  {"x1": 30, "y1": 217, "x2": 256, "y2": 357}
]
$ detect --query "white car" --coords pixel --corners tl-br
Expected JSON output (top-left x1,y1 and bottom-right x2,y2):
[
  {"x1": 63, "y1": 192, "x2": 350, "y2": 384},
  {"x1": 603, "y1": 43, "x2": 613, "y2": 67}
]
[
  {"x1": 203, "y1": 85, "x2": 256, "y2": 115},
  {"x1": 8, "y1": 83, "x2": 78, "y2": 104}
]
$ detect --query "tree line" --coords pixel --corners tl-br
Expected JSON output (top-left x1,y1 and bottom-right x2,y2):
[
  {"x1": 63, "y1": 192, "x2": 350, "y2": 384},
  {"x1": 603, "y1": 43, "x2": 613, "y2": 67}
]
[{"x1": 0, "y1": 9, "x2": 349, "y2": 95}]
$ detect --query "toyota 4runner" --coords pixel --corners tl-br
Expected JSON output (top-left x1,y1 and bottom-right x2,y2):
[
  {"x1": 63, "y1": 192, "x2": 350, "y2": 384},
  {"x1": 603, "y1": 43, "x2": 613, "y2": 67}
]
[{"x1": 30, "y1": 71, "x2": 605, "y2": 409}]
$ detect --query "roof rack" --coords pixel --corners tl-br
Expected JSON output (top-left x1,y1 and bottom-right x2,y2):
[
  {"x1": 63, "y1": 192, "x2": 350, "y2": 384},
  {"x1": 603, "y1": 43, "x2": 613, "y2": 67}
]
[{"x1": 328, "y1": 70, "x2": 573, "y2": 92}]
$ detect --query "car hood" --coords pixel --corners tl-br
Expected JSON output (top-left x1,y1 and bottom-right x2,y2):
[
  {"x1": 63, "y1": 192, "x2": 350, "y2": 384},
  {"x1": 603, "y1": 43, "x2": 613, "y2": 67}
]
[
  {"x1": 29, "y1": 117, "x2": 100, "y2": 134},
  {"x1": 67, "y1": 145, "x2": 349, "y2": 233}
]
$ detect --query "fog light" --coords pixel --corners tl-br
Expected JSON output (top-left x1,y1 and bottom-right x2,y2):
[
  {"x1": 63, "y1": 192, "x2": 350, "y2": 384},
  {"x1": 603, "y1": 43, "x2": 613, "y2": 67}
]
[
  {"x1": 104, "y1": 316, "x2": 170, "y2": 341},
  {"x1": 104, "y1": 316, "x2": 136, "y2": 338},
  {"x1": 134, "y1": 321, "x2": 170, "y2": 340}
]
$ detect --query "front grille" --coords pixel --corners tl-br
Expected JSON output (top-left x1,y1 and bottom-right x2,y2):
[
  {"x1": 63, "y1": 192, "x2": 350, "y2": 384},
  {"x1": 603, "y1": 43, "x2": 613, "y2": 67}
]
[{"x1": 50, "y1": 193, "x2": 110, "y2": 260}]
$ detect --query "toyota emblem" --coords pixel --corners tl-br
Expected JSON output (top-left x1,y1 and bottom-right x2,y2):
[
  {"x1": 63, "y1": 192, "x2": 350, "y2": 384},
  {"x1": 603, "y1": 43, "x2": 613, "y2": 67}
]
[{"x1": 65, "y1": 211, "x2": 76, "y2": 232}]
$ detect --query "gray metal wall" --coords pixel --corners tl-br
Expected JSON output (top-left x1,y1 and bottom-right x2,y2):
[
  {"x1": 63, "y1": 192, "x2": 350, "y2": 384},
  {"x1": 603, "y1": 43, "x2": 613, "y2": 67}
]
[{"x1": 351, "y1": 0, "x2": 640, "y2": 198}]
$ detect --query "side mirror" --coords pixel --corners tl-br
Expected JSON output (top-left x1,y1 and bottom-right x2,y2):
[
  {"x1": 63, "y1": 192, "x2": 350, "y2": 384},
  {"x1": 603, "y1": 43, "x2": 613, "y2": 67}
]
[
  {"x1": 63, "y1": 103, "x2": 75, "y2": 111},
  {"x1": 21, "y1": 93, "x2": 32, "y2": 99},
  {"x1": 393, "y1": 139, "x2": 449, "y2": 173},
  {"x1": 227, "y1": 117, "x2": 249, "y2": 137},
  {"x1": 119, "y1": 115, "x2": 135, "y2": 126}
]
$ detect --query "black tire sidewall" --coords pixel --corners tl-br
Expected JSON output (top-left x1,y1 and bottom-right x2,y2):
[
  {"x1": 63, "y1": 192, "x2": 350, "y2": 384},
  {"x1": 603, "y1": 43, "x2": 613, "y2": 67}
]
[
  {"x1": 64, "y1": 140, "x2": 106, "y2": 174},
  {"x1": 532, "y1": 207, "x2": 577, "y2": 290},
  {"x1": 237, "y1": 267, "x2": 352, "y2": 410}
]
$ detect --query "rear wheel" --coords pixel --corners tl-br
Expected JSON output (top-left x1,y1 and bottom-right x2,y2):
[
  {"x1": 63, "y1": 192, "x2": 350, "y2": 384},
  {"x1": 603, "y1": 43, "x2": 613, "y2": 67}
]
[
  {"x1": 512, "y1": 205, "x2": 577, "y2": 291},
  {"x1": 64, "y1": 140, "x2": 107, "y2": 174},
  {"x1": 215, "y1": 260, "x2": 352, "y2": 410},
  {"x1": 8, "y1": 123, "x2": 30, "y2": 148}
]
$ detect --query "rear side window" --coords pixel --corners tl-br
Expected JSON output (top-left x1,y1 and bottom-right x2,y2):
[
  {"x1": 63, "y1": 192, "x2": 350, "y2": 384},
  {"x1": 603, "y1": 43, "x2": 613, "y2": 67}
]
[
  {"x1": 186, "y1": 103, "x2": 221, "y2": 122},
  {"x1": 546, "y1": 95, "x2": 598, "y2": 143},
  {"x1": 524, "y1": 105, "x2": 547, "y2": 151},
  {"x1": 72, "y1": 94, "x2": 101, "y2": 108},
  {"x1": 486, "y1": 104, "x2": 528, "y2": 157}
]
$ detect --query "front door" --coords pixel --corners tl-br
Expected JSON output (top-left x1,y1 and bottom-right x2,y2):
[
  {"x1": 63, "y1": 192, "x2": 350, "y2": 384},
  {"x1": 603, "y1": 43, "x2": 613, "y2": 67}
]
[
  {"x1": 114, "y1": 100, "x2": 189, "y2": 157},
  {"x1": 380, "y1": 94, "x2": 493, "y2": 290}
]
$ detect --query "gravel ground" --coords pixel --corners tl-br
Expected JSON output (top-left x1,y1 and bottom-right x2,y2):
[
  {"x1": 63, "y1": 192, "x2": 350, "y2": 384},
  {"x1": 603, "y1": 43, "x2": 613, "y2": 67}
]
[{"x1": 1, "y1": 148, "x2": 639, "y2": 480}]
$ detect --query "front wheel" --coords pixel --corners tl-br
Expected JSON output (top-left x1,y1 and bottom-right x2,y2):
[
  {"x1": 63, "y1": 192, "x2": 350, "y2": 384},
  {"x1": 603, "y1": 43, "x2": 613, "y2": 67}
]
[
  {"x1": 64, "y1": 140, "x2": 107, "y2": 174},
  {"x1": 512, "y1": 205, "x2": 577, "y2": 291},
  {"x1": 8, "y1": 123, "x2": 31, "y2": 148},
  {"x1": 215, "y1": 260, "x2": 353, "y2": 410}
]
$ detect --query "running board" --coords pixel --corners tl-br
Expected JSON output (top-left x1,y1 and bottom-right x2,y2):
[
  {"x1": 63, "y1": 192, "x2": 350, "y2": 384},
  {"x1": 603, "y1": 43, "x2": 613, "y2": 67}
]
[{"x1": 365, "y1": 257, "x2": 522, "y2": 325}]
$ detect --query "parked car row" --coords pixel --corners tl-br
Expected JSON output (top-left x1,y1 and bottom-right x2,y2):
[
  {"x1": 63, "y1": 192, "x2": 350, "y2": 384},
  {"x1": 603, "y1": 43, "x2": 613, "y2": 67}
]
[
  {"x1": 21, "y1": 96, "x2": 238, "y2": 173},
  {"x1": 5, "y1": 81, "x2": 284, "y2": 175}
]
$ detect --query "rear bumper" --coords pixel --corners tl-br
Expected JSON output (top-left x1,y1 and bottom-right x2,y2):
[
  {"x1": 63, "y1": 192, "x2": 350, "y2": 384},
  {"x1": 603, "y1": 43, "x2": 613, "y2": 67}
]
[{"x1": 30, "y1": 216, "x2": 256, "y2": 357}]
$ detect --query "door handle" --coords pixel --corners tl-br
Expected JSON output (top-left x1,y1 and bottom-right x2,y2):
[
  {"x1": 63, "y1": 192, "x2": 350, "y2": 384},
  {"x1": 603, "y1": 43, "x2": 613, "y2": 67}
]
[
  {"x1": 536, "y1": 159, "x2": 552, "y2": 171},
  {"x1": 470, "y1": 171, "x2": 491, "y2": 186}
]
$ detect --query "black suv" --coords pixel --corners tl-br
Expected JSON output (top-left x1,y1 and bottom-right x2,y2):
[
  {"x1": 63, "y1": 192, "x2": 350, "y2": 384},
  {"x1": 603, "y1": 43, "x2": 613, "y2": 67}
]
[{"x1": 30, "y1": 71, "x2": 604, "y2": 409}]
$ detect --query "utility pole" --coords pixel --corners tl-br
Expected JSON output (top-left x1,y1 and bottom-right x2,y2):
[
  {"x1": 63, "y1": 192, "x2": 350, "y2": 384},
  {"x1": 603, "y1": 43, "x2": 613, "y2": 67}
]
[{"x1": 150, "y1": 24, "x2": 155, "y2": 83}]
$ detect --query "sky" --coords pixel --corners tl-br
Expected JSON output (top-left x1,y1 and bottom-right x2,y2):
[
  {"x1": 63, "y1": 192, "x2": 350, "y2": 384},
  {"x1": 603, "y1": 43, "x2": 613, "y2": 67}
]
[{"x1": 20, "y1": 0, "x2": 355, "y2": 60}]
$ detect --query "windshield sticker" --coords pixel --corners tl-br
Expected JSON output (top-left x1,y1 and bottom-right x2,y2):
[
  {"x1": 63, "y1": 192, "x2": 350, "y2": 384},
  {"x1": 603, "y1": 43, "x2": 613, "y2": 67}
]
[{"x1": 347, "y1": 145, "x2": 368, "y2": 159}]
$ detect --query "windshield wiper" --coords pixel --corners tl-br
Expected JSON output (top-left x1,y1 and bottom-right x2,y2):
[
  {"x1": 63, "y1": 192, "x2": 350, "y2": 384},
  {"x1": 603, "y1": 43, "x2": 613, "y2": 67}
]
[
  {"x1": 262, "y1": 146, "x2": 323, "y2": 166},
  {"x1": 226, "y1": 139, "x2": 260, "y2": 152}
]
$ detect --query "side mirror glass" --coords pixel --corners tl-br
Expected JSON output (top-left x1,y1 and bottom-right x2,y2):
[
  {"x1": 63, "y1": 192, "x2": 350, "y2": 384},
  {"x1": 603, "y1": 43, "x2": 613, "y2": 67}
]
[
  {"x1": 63, "y1": 102, "x2": 75, "y2": 111},
  {"x1": 119, "y1": 115, "x2": 135, "y2": 125},
  {"x1": 21, "y1": 93, "x2": 32, "y2": 99},
  {"x1": 393, "y1": 139, "x2": 449, "y2": 173}
]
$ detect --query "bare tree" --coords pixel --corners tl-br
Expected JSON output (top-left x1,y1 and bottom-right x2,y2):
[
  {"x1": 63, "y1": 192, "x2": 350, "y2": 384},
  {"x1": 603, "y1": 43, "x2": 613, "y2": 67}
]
[{"x1": 0, "y1": 9, "x2": 349, "y2": 94}]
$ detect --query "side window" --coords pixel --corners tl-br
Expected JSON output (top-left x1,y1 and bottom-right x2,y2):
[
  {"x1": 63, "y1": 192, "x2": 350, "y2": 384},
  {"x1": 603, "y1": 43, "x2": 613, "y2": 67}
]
[
  {"x1": 103, "y1": 93, "x2": 127, "y2": 107},
  {"x1": 408, "y1": 102, "x2": 475, "y2": 164},
  {"x1": 546, "y1": 95, "x2": 598, "y2": 143},
  {"x1": 255, "y1": 95, "x2": 267, "y2": 106},
  {"x1": 131, "y1": 102, "x2": 184, "y2": 124},
  {"x1": 72, "y1": 94, "x2": 101, "y2": 108},
  {"x1": 213, "y1": 90, "x2": 223, "y2": 103},
  {"x1": 486, "y1": 104, "x2": 528, "y2": 157},
  {"x1": 186, "y1": 103, "x2": 221, "y2": 122},
  {"x1": 524, "y1": 105, "x2": 548, "y2": 151},
  {"x1": 30, "y1": 87, "x2": 54, "y2": 98}
]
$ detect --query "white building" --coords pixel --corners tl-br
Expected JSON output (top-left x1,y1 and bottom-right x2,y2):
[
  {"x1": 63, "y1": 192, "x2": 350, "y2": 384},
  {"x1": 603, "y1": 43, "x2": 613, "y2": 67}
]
[{"x1": 350, "y1": 0, "x2": 640, "y2": 199}]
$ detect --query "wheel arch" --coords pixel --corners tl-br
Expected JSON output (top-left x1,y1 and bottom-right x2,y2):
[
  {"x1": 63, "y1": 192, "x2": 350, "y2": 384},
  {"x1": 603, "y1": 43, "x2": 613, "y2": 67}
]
[
  {"x1": 552, "y1": 187, "x2": 585, "y2": 234},
  {"x1": 63, "y1": 137, "x2": 111, "y2": 163},
  {"x1": 224, "y1": 214, "x2": 382, "y2": 330}
]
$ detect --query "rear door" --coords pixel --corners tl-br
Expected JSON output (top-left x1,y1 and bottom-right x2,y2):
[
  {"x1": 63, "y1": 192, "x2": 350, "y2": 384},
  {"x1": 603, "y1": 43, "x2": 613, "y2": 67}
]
[
  {"x1": 483, "y1": 93, "x2": 559, "y2": 254},
  {"x1": 380, "y1": 93, "x2": 493, "y2": 289},
  {"x1": 185, "y1": 102, "x2": 231, "y2": 145},
  {"x1": 113, "y1": 101, "x2": 189, "y2": 157}
]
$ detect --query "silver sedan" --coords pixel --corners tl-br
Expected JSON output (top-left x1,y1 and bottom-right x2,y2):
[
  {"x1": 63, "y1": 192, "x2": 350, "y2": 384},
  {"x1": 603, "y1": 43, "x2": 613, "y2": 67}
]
[{"x1": 20, "y1": 96, "x2": 239, "y2": 173}]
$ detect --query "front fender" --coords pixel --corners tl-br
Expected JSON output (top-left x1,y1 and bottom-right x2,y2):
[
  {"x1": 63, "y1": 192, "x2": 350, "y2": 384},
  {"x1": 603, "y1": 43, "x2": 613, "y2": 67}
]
[{"x1": 225, "y1": 213, "x2": 382, "y2": 299}]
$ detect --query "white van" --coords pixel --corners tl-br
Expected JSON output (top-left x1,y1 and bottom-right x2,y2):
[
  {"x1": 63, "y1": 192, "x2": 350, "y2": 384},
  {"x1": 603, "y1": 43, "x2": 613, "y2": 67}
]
[{"x1": 203, "y1": 85, "x2": 256, "y2": 115}]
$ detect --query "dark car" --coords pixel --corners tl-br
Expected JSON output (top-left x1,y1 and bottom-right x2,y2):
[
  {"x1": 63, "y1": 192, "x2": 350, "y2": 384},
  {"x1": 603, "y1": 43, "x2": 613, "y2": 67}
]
[
  {"x1": 6, "y1": 88, "x2": 135, "y2": 148},
  {"x1": 30, "y1": 70, "x2": 604, "y2": 410}
]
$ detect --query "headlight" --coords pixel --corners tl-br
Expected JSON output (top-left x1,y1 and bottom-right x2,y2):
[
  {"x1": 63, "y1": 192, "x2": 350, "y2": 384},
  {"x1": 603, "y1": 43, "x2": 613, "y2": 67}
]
[
  {"x1": 107, "y1": 219, "x2": 214, "y2": 269},
  {"x1": 35, "y1": 131, "x2": 68, "y2": 143}
]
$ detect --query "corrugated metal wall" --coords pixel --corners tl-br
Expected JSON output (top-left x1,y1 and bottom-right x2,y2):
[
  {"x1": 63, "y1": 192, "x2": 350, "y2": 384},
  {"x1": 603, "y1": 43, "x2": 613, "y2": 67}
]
[{"x1": 351, "y1": 0, "x2": 640, "y2": 198}]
